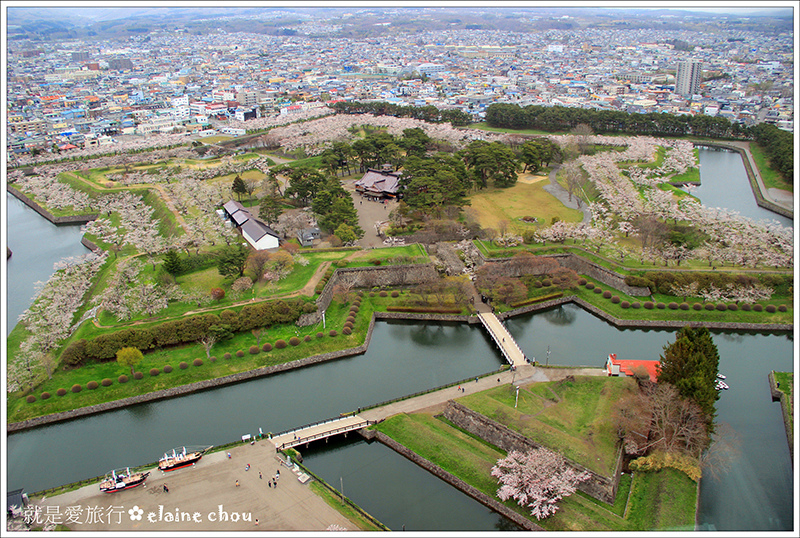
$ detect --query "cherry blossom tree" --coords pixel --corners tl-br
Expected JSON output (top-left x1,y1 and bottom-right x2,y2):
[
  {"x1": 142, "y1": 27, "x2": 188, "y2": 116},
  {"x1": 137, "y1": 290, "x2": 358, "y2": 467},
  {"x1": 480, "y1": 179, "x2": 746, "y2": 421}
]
[{"x1": 491, "y1": 448, "x2": 590, "y2": 520}]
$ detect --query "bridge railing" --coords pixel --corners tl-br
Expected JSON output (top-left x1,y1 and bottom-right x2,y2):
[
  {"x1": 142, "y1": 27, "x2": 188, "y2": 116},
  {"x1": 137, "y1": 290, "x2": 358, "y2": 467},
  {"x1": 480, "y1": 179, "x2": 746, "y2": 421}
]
[
  {"x1": 276, "y1": 420, "x2": 373, "y2": 450},
  {"x1": 478, "y1": 313, "x2": 522, "y2": 365},
  {"x1": 272, "y1": 414, "x2": 355, "y2": 440}
]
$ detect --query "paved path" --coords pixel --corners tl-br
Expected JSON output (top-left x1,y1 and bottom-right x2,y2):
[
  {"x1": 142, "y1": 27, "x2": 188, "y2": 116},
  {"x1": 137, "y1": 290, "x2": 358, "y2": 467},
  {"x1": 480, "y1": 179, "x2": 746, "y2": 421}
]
[
  {"x1": 36, "y1": 441, "x2": 355, "y2": 532},
  {"x1": 545, "y1": 164, "x2": 593, "y2": 224},
  {"x1": 358, "y1": 365, "x2": 606, "y2": 423}
]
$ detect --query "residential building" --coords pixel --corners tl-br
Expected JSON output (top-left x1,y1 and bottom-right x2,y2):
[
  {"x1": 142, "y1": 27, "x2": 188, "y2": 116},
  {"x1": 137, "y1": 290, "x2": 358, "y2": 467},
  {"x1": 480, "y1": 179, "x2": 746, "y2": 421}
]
[{"x1": 675, "y1": 60, "x2": 702, "y2": 96}]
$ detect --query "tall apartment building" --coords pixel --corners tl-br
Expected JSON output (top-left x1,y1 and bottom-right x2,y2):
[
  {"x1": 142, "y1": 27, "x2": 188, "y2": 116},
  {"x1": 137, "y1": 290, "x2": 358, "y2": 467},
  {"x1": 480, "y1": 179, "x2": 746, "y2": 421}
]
[{"x1": 675, "y1": 60, "x2": 702, "y2": 96}]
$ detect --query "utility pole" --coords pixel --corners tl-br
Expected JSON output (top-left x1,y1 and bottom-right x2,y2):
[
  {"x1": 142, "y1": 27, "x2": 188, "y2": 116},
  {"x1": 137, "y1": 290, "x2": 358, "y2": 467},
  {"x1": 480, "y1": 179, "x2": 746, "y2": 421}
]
[{"x1": 514, "y1": 386, "x2": 520, "y2": 409}]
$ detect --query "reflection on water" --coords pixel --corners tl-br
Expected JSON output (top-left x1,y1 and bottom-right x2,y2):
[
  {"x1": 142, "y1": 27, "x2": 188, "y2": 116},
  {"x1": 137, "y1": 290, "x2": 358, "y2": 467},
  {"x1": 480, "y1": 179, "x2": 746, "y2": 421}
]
[
  {"x1": 302, "y1": 436, "x2": 520, "y2": 531},
  {"x1": 691, "y1": 148, "x2": 792, "y2": 228}
]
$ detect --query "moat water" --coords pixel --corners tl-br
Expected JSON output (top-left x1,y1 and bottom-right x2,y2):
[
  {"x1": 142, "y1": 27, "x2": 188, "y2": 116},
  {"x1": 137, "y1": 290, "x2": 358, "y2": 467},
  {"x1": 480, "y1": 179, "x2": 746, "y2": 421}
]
[{"x1": 4, "y1": 147, "x2": 795, "y2": 531}]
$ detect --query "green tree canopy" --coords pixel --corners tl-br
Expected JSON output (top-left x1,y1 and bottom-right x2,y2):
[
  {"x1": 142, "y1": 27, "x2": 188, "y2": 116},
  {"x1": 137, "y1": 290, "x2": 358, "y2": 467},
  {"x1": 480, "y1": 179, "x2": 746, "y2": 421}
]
[
  {"x1": 231, "y1": 175, "x2": 247, "y2": 201},
  {"x1": 657, "y1": 326, "x2": 720, "y2": 429},
  {"x1": 217, "y1": 243, "x2": 249, "y2": 279},
  {"x1": 400, "y1": 153, "x2": 471, "y2": 215},
  {"x1": 116, "y1": 346, "x2": 143, "y2": 376},
  {"x1": 460, "y1": 140, "x2": 519, "y2": 188},
  {"x1": 162, "y1": 249, "x2": 182, "y2": 276},
  {"x1": 258, "y1": 195, "x2": 283, "y2": 225},
  {"x1": 282, "y1": 165, "x2": 327, "y2": 205},
  {"x1": 334, "y1": 223, "x2": 358, "y2": 244}
]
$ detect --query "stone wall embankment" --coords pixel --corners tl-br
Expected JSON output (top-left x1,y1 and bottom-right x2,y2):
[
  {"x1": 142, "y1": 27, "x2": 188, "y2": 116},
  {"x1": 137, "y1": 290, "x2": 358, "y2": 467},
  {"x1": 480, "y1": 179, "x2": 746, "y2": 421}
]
[
  {"x1": 496, "y1": 295, "x2": 792, "y2": 333},
  {"x1": 443, "y1": 400, "x2": 623, "y2": 504},
  {"x1": 315, "y1": 263, "x2": 440, "y2": 313},
  {"x1": 7, "y1": 186, "x2": 98, "y2": 225},
  {"x1": 768, "y1": 371, "x2": 793, "y2": 464},
  {"x1": 371, "y1": 430, "x2": 542, "y2": 531},
  {"x1": 476, "y1": 250, "x2": 650, "y2": 297},
  {"x1": 694, "y1": 142, "x2": 793, "y2": 220}
]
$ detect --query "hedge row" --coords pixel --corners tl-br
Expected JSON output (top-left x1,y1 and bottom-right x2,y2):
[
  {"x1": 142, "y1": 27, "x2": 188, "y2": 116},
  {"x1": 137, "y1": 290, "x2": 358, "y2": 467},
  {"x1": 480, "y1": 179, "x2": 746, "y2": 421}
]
[
  {"x1": 60, "y1": 298, "x2": 312, "y2": 365},
  {"x1": 510, "y1": 292, "x2": 564, "y2": 308},
  {"x1": 586, "y1": 282, "x2": 785, "y2": 314},
  {"x1": 625, "y1": 271, "x2": 792, "y2": 296},
  {"x1": 386, "y1": 306, "x2": 463, "y2": 314}
]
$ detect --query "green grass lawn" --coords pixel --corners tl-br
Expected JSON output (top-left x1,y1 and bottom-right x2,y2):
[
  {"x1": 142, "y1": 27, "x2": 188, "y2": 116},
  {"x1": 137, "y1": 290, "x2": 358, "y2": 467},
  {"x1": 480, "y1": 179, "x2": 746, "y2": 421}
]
[
  {"x1": 468, "y1": 180, "x2": 584, "y2": 234},
  {"x1": 467, "y1": 123, "x2": 563, "y2": 136},
  {"x1": 625, "y1": 468, "x2": 697, "y2": 531},
  {"x1": 7, "y1": 296, "x2": 372, "y2": 423},
  {"x1": 375, "y1": 410, "x2": 695, "y2": 531},
  {"x1": 773, "y1": 371, "x2": 793, "y2": 440},
  {"x1": 749, "y1": 142, "x2": 792, "y2": 192},
  {"x1": 457, "y1": 376, "x2": 635, "y2": 476}
]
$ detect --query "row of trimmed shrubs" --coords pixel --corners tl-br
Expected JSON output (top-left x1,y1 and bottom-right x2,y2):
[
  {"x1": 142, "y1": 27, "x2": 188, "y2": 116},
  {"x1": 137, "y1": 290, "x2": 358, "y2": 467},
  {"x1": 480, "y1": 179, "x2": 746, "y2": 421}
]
[
  {"x1": 24, "y1": 360, "x2": 207, "y2": 403},
  {"x1": 342, "y1": 292, "x2": 364, "y2": 336},
  {"x1": 582, "y1": 279, "x2": 787, "y2": 312},
  {"x1": 509, "y1": 292, "x2": 564, "y2": 308},
  {"x1": 314, "y1": 267, "x2": 337, "y2": 295},
  {"x1": 60, "y1": 298, "x2": 313, "y2": 366},
  {"x1": 624, "y1": 271, "x2": 792, "y2": 296}
]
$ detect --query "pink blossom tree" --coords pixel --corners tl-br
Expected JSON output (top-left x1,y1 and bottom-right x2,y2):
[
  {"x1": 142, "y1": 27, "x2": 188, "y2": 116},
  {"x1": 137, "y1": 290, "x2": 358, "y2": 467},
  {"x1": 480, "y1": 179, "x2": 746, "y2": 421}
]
[{"x1": 491, "y1": 448, "x2": 590, "y2": 520}]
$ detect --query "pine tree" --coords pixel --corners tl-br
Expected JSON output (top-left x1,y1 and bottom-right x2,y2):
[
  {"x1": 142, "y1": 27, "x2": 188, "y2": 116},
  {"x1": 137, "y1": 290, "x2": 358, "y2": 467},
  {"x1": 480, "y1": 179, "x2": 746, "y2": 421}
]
[
  {"x1": 657, "y1": 326, "x2": 720, "y2": 429},
  {"x1": 163, "y1": 249, "x2": 182, "y2": 275},
  {"x1": 232, "y1": 175, "x2": 247, "y2": 201}
]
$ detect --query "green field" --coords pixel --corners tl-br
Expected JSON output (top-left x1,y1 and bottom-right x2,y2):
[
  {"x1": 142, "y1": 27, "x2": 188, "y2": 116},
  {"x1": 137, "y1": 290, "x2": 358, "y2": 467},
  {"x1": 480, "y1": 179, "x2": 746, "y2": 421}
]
[
  {"x1": 468, "y1": 178, "x2": 584, "y2": 234},
  {"x1": 458, "y1": 376, "x2": 636, "y2": 476},
  {"x1": 375, "y1": 408, "x2": 697, "y2": 531}
]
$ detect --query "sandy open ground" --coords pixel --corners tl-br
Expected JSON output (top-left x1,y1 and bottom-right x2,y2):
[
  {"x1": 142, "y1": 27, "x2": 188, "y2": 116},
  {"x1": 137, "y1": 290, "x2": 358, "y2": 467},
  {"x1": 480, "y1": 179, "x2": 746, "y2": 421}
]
[
  {"x1": 34, "y1": 441, "x2": 355, "y2": 532},
  {"x1": 516, "y1": 172, "x2": 549, "y2": 184}
]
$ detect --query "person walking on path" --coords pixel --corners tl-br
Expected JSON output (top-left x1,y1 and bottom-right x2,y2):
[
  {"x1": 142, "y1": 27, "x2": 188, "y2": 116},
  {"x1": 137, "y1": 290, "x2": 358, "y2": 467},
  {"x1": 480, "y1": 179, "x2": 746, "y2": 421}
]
[
  {"x1": 235, "y1": 480, "x2": 239, "y2": 487},
  {"x1": 163, "y1": 484, "x2": 169, "y2": 493},
  {"x1": 259, "y1": 471, "x2": 262, "y2": 479}
]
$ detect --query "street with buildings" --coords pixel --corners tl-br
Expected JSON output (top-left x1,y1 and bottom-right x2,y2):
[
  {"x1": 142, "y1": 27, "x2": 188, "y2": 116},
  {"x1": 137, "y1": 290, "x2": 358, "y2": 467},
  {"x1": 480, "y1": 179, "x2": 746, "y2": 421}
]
[{"x1": 6, "y1": 6, "x2": 794, "y2": 159}]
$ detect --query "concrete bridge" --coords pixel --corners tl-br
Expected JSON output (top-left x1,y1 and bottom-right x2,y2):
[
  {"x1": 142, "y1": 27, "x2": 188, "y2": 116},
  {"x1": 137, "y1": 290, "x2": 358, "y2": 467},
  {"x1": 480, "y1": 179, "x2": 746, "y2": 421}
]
[
  {"x1": 271, "y1": 415, "x2": 374, "y2": 450},
  {"x1": 477, "y1": 312, "x2": 528, "y2": 369}
]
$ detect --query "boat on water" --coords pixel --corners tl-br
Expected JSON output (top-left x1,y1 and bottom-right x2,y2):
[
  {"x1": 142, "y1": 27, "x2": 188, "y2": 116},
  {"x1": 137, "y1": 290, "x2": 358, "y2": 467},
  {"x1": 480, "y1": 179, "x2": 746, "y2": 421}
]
[
  {"x1": 99, "y1": 468, "x2": 149, "y2": 493},
  {"x1": 715, "y1": 381, "x2": 729, "y2": 390},
  {"x1": 717, "y1": 373, "x2": 727, "y2": 380},
  {"x1": 159, "y1": 446, "x2": 212, "y2": 472}
]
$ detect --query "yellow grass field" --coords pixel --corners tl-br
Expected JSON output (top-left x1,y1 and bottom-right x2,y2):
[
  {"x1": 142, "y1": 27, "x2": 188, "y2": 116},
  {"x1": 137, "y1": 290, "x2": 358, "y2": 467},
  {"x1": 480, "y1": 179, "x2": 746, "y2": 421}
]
[{"x1": 468, "y1": 173, "x2": 584, "y2": 233}]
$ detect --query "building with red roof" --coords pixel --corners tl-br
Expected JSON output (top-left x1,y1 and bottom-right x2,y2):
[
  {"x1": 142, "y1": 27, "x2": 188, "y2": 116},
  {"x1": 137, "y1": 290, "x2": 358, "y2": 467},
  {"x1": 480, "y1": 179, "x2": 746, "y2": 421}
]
[{"x1": 605, "y1": 353, "x2": 660, "y2": 383}]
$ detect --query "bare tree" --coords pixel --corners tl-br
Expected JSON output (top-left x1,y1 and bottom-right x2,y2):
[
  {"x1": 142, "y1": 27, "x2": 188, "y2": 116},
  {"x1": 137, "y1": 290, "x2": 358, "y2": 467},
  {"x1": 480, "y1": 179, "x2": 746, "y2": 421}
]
[
  {"x1": 199, "y1": 333, "x2": 217, "y2": 360},
  {"x1": 570, "y1": 123, "x2": 594, "y2": 155},
  {"x1": 246, "y1": 250, "x2": 272, "y2": 282},
  {"x1": 561, "y1": 160, "x2": 584, "y2": 204}
]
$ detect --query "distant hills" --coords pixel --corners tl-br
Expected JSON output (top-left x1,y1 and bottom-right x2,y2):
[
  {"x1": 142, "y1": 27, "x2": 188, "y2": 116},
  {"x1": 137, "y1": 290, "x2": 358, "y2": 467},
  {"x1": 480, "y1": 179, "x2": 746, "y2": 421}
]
[{"x1": 7, "y1": 6, "x2": 794, "y2": 42}]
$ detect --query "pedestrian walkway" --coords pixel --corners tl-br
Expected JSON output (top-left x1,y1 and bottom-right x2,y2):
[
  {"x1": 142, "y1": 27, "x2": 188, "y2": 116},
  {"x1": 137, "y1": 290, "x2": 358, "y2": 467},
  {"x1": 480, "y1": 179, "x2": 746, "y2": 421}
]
[
  {"x1": 477, "y1": 312, "x2": 528, "y2": 369},
  {"x1": 271, "y1": 415, "x2": 373, "y2": 450}
]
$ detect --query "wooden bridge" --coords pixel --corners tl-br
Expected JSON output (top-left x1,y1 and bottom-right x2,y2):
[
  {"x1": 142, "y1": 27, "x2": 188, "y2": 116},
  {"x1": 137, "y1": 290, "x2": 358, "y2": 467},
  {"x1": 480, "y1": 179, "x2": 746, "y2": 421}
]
[
  {"x1": 271, "y1": 415, "x2": 374, "y2": 451},
  {"x1": 477, "y1": 312, "x2": 528, "y2": 369}
]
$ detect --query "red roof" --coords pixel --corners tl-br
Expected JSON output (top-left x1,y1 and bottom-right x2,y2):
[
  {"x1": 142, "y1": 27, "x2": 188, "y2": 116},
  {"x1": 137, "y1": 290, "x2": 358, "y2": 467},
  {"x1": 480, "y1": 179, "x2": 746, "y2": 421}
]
[{"x1": 607, "y1": 354, "x2": 660, "y2": 382}]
